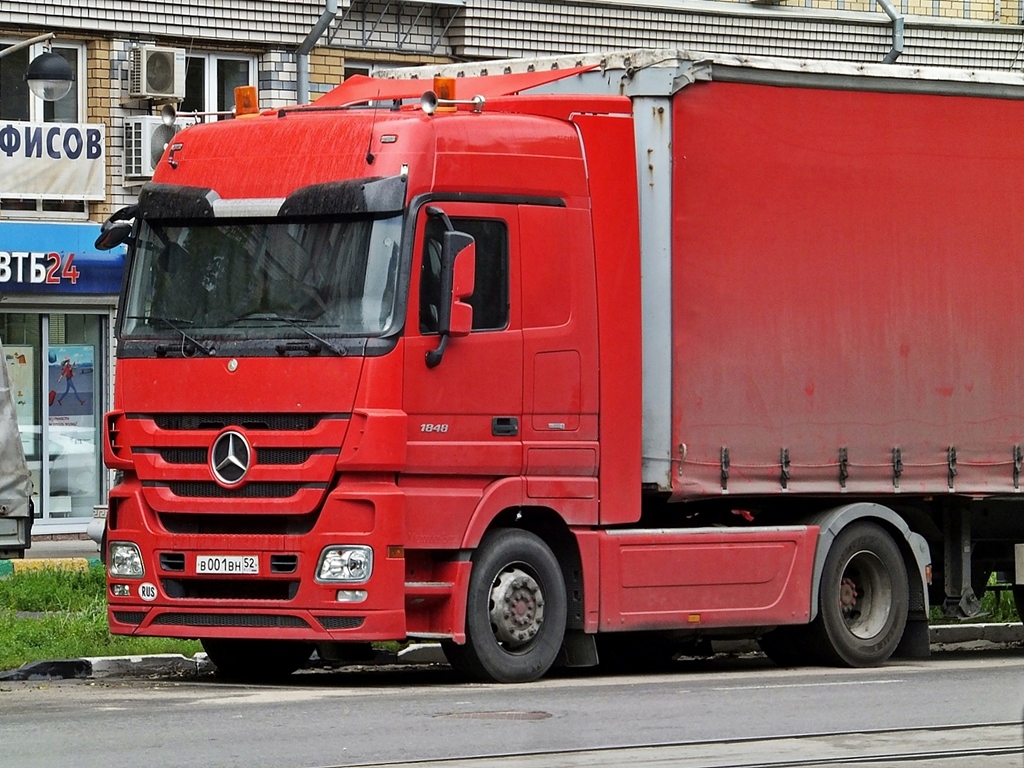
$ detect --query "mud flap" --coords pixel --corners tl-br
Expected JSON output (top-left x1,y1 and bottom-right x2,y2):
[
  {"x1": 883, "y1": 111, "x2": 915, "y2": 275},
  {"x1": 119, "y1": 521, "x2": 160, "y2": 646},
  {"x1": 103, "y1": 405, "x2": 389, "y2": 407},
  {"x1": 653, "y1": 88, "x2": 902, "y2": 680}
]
[
  {"x1": 893, "y1": 617, "x2": 930, "y2": 658},
  {"x1": 557, "y1": 630, "x2": 598, "y2": 667}
]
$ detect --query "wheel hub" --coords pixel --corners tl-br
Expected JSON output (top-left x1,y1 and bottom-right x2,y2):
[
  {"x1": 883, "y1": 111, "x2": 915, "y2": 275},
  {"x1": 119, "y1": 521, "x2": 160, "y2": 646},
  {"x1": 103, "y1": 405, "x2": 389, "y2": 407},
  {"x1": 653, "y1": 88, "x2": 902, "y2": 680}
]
[
  {"x1": 839, "y1": 551, "x2": 892, "y2": 639},
  {"x1": 489, "y1": 567, "x2": 545, "y2": 649}
]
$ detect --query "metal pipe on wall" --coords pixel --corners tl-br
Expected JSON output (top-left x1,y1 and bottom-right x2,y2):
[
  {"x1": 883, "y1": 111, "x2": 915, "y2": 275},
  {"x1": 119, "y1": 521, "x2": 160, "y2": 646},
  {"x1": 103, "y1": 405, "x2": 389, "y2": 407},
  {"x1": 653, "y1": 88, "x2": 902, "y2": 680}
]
[{"x1": 296, "y1": 0, "x2": 339, "y2": 105}]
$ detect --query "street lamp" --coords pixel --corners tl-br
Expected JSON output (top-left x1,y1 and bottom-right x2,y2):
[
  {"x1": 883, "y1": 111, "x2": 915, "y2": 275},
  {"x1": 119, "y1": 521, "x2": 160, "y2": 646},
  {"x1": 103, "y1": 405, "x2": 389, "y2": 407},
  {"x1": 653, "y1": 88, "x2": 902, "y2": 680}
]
[{"x1": 0, "y1": 32, "x2": 74, "y2": 102}]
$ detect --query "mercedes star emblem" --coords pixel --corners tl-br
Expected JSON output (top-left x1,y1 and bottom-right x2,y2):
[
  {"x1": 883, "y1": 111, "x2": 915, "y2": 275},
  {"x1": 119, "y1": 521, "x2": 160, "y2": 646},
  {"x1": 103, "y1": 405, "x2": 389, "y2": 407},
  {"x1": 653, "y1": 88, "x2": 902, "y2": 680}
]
[{"x1": 210, "y1": 430, "x2": 251, "y2": 486}]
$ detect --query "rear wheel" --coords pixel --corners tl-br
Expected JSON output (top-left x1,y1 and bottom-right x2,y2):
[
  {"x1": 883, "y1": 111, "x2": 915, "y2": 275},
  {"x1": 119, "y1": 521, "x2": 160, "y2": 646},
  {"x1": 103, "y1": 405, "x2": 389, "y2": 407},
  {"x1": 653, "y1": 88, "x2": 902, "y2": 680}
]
[
  {"x1": 201, "y1": 638, "x2": 314, "y2": 682},
  {"x1": 442, "y1": 529, "x2": 567, "y2": 683},
  {"x1": 808, "y1": 522, "x2": 909, "y2": 667}
]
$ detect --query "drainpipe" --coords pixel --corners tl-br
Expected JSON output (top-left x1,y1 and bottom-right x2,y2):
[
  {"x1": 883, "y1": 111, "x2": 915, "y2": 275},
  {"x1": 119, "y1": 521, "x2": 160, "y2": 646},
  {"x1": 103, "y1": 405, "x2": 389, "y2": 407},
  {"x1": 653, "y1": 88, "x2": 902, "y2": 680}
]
[
  {"x1": 876, "y1": 0, "x2": 905, "y2": 64},
  {"x1": 296, "y1": 0, "x2": 338, "y2": 105}
]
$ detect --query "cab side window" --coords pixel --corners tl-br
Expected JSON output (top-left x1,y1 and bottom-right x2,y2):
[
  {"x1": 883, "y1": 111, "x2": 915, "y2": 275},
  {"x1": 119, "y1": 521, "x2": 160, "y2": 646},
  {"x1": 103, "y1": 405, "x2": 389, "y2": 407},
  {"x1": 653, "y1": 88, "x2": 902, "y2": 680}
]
[{"x1": 420, "y1": 217, "x2": 509, "y2": 334}]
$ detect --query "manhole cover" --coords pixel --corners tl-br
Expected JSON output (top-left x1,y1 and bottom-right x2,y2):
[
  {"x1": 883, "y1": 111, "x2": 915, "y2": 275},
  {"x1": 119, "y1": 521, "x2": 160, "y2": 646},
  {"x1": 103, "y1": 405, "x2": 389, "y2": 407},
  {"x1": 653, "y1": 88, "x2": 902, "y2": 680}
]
[{"x1": 435, "y1": 711, "x2": 552, "y2": 721}]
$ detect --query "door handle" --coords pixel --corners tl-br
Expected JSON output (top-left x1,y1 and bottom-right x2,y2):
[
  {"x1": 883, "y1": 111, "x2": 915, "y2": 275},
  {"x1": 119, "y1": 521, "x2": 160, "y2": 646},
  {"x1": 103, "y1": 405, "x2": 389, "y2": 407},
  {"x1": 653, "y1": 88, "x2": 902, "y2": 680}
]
[{"x1": 492, "y1": 417, "x2": 519, "y2": 437}]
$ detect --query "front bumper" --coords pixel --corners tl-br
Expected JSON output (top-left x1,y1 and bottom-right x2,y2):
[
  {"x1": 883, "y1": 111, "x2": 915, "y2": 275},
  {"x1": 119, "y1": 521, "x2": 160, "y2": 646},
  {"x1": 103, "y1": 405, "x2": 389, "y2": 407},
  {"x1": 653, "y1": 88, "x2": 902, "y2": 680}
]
[{"x1": 106, "y1": 479, "x2": 407, "y2": 641}]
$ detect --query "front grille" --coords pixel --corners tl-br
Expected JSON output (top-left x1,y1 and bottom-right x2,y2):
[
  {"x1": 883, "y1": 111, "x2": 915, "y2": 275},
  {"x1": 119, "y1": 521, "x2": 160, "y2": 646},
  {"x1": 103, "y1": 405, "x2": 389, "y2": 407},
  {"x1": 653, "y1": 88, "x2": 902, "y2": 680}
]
[
  {"x1": 163, "y1": 481, "x2": 315, "y2": 498},
  {"x1": 151, "y1": 613, "x2": 310, "y2": 628},
  {"x1": 158, "y1": 447, "x2": 320, "y2": 466},
  {"x1": 158, "y1": 513, "x2": 317, "y2": 536},
  {"x1": 270, "y1": 555, "x2": 298, "y2": 574},
  {"x1": 162, "y1": 578, "x2": 300, "y2": 600},
  {"x1": 316, "y1": 616, "x2": 365, "y2": 630},
  {"x1": 151, "y1": 413, "x2": 325, "y2": 431},
  {"x1": 160, "y1": 553, "x2": 186, "y2": 572},
  {"x1": 159, "y1": 448, "x2": 206, "y2": 464},
  {"x1": 112, "y1": 611, "x2": 147, "y2": 625}
]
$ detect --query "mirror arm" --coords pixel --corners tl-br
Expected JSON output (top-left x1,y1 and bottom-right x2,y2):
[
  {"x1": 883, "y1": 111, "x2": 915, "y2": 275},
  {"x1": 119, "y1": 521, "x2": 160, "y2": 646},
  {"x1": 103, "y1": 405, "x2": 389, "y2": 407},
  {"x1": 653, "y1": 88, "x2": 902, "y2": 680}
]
[
  {"x1": 425, "y1": 334, "x2": 449, "y2": 369},
  {"x1": 425, "y1": 205, "x2": 454, "y2": 232}
]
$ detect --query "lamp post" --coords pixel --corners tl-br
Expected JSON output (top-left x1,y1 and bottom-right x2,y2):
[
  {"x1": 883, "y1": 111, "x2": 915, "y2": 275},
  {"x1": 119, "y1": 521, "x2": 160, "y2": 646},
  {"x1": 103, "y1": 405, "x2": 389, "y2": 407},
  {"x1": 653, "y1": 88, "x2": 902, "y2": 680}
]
[{"x1": 0, "y1": 32, "x2": 74, "y2": 102}]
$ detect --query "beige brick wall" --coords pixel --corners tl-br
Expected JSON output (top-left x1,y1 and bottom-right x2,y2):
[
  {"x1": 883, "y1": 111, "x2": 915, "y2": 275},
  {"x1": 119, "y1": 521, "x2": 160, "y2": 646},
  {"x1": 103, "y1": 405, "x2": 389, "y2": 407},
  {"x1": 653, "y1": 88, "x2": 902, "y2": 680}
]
[{"x1": 85, "y1": 38, "x2": 114, "y2": 223}]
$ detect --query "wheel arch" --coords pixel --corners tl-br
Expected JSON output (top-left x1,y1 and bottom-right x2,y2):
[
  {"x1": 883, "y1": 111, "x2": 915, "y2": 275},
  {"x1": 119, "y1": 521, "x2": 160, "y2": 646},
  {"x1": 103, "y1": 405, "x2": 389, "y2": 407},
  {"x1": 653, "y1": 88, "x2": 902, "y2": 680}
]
[
  {"x1": 474, "y1": 505, "x2": 586, "y2": 632},
  {"x1": 806, "y1": 503, "x2": 931, "y2": 625}
]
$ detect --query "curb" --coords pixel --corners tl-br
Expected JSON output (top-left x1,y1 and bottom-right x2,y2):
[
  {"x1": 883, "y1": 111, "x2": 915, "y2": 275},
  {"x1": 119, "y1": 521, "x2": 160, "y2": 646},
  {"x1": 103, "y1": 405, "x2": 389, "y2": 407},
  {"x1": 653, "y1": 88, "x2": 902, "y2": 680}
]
[
  {"x1": 930, "y1": 622, "x2": 1024, "y2": 644},
  {"x1": 0, "y1": 557, "x2": 101, "y2": 577},
  {"x1": 1, "y1": 626, "x2": 1019, "y2": 682}
]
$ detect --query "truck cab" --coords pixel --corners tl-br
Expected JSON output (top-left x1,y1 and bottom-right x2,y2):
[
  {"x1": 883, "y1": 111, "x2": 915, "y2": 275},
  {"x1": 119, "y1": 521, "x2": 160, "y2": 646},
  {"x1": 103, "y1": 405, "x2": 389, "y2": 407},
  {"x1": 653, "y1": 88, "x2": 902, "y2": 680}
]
[{"x1": 99, "y1": 70, "x2": 642, "y2": 681}]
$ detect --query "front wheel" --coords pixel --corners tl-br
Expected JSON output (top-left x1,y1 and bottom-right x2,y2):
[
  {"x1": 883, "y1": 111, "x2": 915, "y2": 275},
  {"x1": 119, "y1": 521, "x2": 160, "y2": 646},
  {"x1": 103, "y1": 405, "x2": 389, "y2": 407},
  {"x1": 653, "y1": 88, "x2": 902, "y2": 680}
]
[
  {"x1": 201, "y1": 638, "x2": 314, "y2": 682},
  {"x1": 443, "y1": 529, "x2": 567, "y2": 683},
  {"x1": 808, "y1": 522, "x2": 909, "y2": 667}
]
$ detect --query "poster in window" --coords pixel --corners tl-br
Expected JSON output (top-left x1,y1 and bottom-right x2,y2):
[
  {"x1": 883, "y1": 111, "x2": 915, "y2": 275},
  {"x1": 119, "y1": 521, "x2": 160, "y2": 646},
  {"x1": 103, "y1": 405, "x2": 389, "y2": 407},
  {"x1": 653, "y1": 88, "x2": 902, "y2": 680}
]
[{"x1": 47, "y1": 345, "x2": 94, "y2": 427}]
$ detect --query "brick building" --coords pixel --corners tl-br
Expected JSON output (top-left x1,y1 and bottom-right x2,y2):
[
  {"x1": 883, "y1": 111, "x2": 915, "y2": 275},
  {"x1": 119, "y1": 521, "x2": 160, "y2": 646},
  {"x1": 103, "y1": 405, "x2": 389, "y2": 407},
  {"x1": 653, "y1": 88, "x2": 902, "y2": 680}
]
[{"x1": 1, "y1": 0, "x2": 1020, "y2": 534}]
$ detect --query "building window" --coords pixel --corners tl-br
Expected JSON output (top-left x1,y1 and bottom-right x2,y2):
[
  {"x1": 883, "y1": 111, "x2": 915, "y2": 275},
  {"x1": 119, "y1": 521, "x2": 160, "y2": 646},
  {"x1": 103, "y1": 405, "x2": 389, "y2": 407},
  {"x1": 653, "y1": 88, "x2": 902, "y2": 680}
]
[
  {"x1": 180, "y1": 53, "x2": 256, "y2": 119},
  {"x1": 344, "y1": 61, "x2": 374, "y2": 80},
  {"x1": 0, "y1": 41, "x2": 87, "y2": 218}
]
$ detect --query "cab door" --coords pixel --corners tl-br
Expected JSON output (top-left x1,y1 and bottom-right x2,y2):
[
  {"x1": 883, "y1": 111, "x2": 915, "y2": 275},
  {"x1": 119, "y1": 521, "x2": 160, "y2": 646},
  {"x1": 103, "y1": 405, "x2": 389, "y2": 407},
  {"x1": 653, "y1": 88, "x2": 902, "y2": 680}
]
[{"x1": 403, "y1": 202, "x2": 523, "y2": 479}]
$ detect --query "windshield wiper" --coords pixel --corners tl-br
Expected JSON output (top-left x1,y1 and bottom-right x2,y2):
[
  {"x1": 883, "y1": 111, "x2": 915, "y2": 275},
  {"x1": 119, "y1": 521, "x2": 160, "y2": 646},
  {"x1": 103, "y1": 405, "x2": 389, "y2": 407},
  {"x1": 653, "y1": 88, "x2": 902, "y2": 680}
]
[
  {"x1": 126, "y1": 315, "x2": 215, "y2": 357},
  {"x1": 229, "y1": 312, "x2": 346, "y2": 357}
]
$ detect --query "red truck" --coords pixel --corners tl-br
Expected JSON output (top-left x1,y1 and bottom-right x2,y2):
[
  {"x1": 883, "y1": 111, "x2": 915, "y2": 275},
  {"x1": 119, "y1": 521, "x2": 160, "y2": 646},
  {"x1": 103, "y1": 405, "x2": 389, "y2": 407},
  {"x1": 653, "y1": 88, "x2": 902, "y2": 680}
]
[{"x1": 97, "y1": 50, "x2": 1024, "y2": 682}]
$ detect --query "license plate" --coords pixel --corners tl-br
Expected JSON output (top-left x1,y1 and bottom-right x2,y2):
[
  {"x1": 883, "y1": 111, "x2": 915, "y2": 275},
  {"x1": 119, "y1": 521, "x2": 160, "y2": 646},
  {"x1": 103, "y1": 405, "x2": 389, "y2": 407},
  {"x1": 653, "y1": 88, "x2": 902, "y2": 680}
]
[{"x1": 195, "y1": 555, "x2": 259, "y2": 575}]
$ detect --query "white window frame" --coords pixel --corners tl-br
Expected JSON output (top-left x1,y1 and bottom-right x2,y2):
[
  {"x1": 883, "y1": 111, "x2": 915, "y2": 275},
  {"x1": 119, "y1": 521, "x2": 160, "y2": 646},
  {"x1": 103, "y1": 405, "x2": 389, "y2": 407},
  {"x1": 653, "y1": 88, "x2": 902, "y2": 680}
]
[{"x1": 182, "y1": 52, "x2": 257, "y2": 118}]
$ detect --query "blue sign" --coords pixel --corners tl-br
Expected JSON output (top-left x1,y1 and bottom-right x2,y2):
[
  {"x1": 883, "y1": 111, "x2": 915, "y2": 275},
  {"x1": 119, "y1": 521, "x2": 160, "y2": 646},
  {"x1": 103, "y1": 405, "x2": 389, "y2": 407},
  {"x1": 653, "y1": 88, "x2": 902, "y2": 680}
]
[{"x1": 0, "y1": 221, "x2": 125, "y2": 296}]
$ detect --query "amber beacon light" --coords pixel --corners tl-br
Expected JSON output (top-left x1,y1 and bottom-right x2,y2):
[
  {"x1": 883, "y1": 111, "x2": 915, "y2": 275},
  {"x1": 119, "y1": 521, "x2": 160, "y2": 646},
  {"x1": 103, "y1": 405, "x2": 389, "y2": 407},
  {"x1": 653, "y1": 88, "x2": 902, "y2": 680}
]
[{"x1": 234, "y1": 85, "x2": 259, "y2": 117}]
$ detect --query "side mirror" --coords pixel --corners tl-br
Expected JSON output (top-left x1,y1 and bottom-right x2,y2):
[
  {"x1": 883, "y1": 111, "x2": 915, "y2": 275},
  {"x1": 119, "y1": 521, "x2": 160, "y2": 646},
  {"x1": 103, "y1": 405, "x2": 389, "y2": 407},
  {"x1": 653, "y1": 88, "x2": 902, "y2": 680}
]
[
  {"x1": 446, "y1": 231, "x2": 475, "y2": 338},
  {"x1": 95, "y1": 220, "x2": 133, "y2": 251},
  {"x1": 425, "y1": 229, "x2": 475, "y2": 369},
  {"x1": 94, "y1": 204, "x2": 138, "y2": 251}
]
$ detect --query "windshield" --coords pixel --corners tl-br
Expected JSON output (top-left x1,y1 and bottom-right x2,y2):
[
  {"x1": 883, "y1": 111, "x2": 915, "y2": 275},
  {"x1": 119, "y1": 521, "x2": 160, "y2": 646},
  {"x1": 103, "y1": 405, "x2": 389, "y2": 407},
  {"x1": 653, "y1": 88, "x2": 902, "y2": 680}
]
[{"x1": 121, "y1": 216, "x2": 403, "y2": 339}]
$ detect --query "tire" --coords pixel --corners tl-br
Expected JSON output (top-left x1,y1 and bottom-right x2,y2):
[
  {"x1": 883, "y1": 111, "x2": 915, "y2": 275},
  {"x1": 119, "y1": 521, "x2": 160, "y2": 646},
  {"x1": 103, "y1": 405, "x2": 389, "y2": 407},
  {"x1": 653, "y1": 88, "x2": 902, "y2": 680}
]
[
  {"x1": 443, "y1": 529, "x2": 567, "y2": 683},
  {"x1": 202, "y1": 638, "x2": 314, "y2": 682},
  {"x1": 807, "y1": 522, "x2": 909, "y2": 667},
  {"x1": 758, "y1": 625, "x2": 813, "y2": 667}
]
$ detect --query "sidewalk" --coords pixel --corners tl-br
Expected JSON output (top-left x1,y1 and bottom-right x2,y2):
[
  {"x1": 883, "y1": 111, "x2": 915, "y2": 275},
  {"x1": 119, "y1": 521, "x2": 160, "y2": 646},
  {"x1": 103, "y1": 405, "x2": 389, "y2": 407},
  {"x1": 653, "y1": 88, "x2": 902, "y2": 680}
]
[
  {"x1": 0, "y1": 536, "x2": 101, "y2": 577},
  {"x1": 26, "y1": 537, "x2": 100, "y2": 560}
]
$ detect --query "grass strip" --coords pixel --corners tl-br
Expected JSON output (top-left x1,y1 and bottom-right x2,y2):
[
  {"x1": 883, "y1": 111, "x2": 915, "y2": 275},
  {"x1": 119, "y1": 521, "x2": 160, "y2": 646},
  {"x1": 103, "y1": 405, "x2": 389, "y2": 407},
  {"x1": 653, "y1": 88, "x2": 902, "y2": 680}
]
[{"x1": 0, "y1": 563, "x2": 200, "y2": 672}]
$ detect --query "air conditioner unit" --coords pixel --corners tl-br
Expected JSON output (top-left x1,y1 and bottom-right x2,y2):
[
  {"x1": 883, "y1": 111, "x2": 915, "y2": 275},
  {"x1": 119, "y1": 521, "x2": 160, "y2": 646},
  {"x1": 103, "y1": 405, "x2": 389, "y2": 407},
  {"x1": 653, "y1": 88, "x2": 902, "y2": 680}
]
[
  {"x1": 129, "y1": 45, "x2": 186, "y2": 100},
  {"x1": 123, "y1": 115, "x2": 197, "y2": 180}
]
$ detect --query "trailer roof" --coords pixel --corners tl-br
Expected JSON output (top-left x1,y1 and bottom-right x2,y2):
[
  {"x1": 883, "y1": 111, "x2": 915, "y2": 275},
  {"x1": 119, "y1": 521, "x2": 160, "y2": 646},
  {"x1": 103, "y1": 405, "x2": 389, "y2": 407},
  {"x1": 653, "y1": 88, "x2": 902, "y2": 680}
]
[{"x1": 379, "y1": 48, "x2": 1024, "y2": 101}]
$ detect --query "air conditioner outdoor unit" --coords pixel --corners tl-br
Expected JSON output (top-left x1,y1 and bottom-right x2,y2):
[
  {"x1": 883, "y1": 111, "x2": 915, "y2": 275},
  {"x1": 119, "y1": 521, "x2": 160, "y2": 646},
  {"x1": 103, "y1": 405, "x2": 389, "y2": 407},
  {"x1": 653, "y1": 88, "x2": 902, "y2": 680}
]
[
  {"x1": 123, "y1": 115, "x2": 197, "y2": 180},
  {"x1": 129, "y1": 45, "x2": 186, "y2": 100}
]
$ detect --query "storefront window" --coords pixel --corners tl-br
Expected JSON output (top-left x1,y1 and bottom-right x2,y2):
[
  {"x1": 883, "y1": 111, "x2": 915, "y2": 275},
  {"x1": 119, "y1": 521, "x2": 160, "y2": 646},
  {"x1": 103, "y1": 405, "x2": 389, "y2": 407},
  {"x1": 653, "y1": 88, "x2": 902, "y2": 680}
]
[
  {"x1": 47, "y1": 314, "x2": 102, "y2": 520},
  {"x1": 0, "y1": 312, "x2": 104, "y2": 525}
]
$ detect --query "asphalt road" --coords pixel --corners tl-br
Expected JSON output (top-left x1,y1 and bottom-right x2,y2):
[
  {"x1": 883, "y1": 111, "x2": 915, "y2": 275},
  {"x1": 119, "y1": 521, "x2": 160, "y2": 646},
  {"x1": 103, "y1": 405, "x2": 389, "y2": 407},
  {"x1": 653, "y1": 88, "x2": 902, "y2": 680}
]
[{"x1": 1, "y1": 648, "x2": 1022, "y2": 768}]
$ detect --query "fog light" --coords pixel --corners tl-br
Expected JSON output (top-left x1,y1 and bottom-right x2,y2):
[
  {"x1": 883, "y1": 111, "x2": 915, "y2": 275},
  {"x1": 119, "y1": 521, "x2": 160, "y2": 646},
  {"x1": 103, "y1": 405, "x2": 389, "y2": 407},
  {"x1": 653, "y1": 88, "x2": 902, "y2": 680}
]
[
  {"x1": 108, "y1": 542, "x2": 144, "y2": 578},
  {"x1": 316, "y1": 546, "x2": 373, "y2": 584},
  {"x1": 111, "y1": 583, "x2": 131, "y2": 597},
  {"x1": 336, "y1": 589, "x2": 368, "y2": 603}
]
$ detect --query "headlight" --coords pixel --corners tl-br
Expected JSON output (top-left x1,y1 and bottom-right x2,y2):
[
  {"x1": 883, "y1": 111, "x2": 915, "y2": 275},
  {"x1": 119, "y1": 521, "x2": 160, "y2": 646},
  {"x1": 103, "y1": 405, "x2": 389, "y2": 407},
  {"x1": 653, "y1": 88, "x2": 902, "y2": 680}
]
[
  {"x1": 108, "y1": 542, "x2": 144, "y2": 578},
  {"x1": 316, "y1": 546, "x2": 373, "y2": 584}
]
